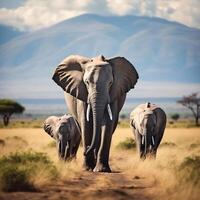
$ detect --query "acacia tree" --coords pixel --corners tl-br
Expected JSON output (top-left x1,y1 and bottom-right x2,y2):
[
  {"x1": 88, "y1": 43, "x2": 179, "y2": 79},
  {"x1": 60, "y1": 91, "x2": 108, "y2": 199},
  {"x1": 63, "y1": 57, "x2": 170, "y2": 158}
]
[
  {"x1": 177, "y1": 93, "x2": 200, "y2": 126},
  {"x1": 0, "y1": 99, "x2": 25, "y2": 126}
]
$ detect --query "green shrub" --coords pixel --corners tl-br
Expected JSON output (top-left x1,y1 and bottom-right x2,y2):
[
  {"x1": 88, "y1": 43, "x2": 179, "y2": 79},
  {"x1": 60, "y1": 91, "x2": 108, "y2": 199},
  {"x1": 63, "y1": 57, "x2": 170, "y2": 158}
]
[
  {"x1": 0, "y1": 166, "x2": 35, "y2": 192},
  {"x1": 189, "y1": 143, "x2": 200, "y2": 150},
  {"x1": 171, "y1": 113, "x2": 180, "y2": 121},
  {"x1": 0, "y1": 151, "x2": 51, "y2": 165},
  {"x1": 177, "y1": 155, "x2": 200, "y2": 187},
  {"x1": 116, "y1": 137, "x2": 136, "y2": 150},
  {"x1": 46, "y1": 141, "x2": 56, "y2": 148},
  {"x1": 160, "y1": 142, "x2": 177, "y2": 148},
  {"x1": 117, "y1": 120, "x2": 130, "y2": 128},
  {"x1": 0, "y1": 151, "x2": 58, "y2": 192}
]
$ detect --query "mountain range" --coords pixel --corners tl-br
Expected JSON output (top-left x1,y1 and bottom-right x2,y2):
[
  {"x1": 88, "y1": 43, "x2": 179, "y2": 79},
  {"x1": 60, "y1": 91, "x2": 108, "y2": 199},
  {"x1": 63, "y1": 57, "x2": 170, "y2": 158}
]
[{"x1": 0, "y1": 14, "x2": 200, "y2": 98}]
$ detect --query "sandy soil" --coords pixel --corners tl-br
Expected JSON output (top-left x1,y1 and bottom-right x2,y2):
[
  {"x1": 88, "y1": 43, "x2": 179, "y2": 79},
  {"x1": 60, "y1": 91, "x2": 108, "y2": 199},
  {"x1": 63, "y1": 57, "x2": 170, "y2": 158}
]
[{"x1": 0, "y1": 127, "x2": 200, "y2": 200}]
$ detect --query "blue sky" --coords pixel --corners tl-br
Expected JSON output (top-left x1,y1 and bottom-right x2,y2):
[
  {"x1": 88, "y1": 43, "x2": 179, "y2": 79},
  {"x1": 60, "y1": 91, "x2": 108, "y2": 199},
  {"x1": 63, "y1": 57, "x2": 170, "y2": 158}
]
[
  {"x1": 0, "y1": 0, "x2": 26, "y2": 8},
  {"x1": 0, "y1": 0, "x2": 200, "y2": 31},
  {"x1": 0, "y1": 0, "x2": 199, "y2": 99}
]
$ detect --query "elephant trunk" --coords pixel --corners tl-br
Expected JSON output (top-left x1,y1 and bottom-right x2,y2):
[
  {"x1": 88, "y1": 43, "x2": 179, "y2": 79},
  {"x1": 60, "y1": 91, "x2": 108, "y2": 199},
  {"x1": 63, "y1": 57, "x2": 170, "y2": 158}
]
[
  {"x1": 58, "y1": 138, "x2": 70, "y2": 160},
  {"x1": 58, "y1": 140, "x2": 61, "y2": 157},
  {"x1": 85, "y1": 96, "x2": 105, "y2": 156},
  {"x1": 64, "y1": 140, "x2": 70, "y2": 160},
  {"x1": 142, "y1": 133, "x2": 156, "y2": 158},
  {"x1": 58, "y1": 140, "x2": 65, "y2": 159},
  {"x1": 142, "y1": 128, "x2": 147, "y2": 158}
]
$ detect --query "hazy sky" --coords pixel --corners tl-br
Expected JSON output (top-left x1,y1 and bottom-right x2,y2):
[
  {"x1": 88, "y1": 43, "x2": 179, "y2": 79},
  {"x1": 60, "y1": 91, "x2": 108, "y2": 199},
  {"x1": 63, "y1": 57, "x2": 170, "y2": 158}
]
[
  {"x1": 0, "y1": 0, "x2": 200, "y2": 31},
  {"x1": 0, "y1": 0, "x2": 199, "y2": 99}
]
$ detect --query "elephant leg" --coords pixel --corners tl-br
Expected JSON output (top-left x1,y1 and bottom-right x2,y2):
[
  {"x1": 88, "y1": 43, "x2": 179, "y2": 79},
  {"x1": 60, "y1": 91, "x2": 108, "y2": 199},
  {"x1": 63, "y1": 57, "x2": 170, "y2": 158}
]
[
  {"x1": 148, "y1": 136, "x2": 157, "y2": 159},
  {"x1": 140, "y1": 144, "x2": 146, "y2": 160},
  {"x1": 82, "y1": 136, "x2": 96, "y2": 170},
  {"x1": 71, "y1": 136, "x2": 81, "y2": 158},
  {"x1": 93, "y1": 104, "x2": 120, "y2": 173},
  {"x1": 80, "y1": 117, "x2": 96, "y2": 170},
  {"x1": 73, "y1": 101, "x2": 95, "y2": 170},
  {"x1": 150, "y1": 149, "x2": 157, "y2": 159},
  {"x1": 148, "y1": 145, "x2": 157, "y2": 159},
  {"x1": 134, "y1": 130, "x2": 145, "y2": 159},
  {"x1": 134, "y1": 130, "x2": 140, "y2": 154},
  {"x1": 93, "y1": 123, "x2": 113, "y2": 172}
]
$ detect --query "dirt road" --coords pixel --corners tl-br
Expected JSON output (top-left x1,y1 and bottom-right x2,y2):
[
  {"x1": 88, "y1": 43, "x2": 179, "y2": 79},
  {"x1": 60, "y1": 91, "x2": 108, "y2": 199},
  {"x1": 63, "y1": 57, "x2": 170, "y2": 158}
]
[{"x1": 0, "y1": 162, "x2": 155, "y2": 200}]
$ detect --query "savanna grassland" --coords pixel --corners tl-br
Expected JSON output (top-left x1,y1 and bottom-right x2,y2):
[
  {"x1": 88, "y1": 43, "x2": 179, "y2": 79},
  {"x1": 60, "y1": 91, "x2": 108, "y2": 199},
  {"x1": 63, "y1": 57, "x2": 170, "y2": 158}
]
[{"x1": 0, "y1": 122, "x2": 200, "y2": 200}]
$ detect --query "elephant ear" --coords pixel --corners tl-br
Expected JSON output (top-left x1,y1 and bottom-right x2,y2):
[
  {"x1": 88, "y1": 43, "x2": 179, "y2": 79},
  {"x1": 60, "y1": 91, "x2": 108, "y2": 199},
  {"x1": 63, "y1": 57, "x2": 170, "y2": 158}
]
[
  {"x1": 108, "y1": 57, "x2": 139, "y2": 102},
  {"x1": 43, "y1": 123, "x2": 54, "y2": 137},
  {"x1": 52, "y1": 55, "x2": 90, "y2": 102}
]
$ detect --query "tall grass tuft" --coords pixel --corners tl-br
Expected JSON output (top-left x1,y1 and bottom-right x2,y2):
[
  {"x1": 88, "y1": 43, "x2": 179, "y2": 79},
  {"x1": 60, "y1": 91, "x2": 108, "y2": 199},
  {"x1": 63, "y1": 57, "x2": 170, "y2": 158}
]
[
  {"x1": 177, "y1": 155, "x2": 200, "y2": 187},
  {"x1": 189, "y1": 143, "x2": 200, "y2": 150},
  {"x1": 0, "y1": 151, "x2": 58, "y2": 192},
  {"x1": 116, "y1": 137, "x2": 136, "y2": 150},
  {"x1": 0, "y1": 166, "x2": 35, "y2": 192},
  {"x1": 46, "y1": 141, "x2": 56, "y2": 148},
  {"x1": 160, "y1": 142, "x2": 177, "y2": 148}
]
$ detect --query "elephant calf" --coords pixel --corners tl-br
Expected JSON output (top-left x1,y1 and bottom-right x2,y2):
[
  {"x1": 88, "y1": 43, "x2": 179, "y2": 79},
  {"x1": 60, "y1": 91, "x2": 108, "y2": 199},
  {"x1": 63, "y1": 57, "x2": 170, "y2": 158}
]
[
  {"x1": 43, "y1": 114, "x2": 81, "y2": 161},
  {"x1": 130, "y1": 102, "x2": 166, "y2": 159}
]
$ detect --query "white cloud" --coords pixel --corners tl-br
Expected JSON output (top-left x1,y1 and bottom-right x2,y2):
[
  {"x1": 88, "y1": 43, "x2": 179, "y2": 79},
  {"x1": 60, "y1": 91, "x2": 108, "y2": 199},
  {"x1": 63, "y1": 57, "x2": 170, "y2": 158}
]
[
  {"x1": 0, "y1": 0, "x2": 199, "y2": 30},
  {"x1": 0, "y1": 0, "x2": 92, "y2": 31},
  {"x1": 156, "y1": 0, "x2": 200, "y2": 28},
  {"x1": 107, "y1": 0, "x2": 200, "y2": 28},
  {"x1": 106, "y1": 0, "x2": 134, "y2": 15}
]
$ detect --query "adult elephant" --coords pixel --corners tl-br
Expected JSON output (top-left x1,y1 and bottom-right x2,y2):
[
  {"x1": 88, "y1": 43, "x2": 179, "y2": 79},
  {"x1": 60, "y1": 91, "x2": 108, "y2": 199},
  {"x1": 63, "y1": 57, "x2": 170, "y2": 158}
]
[{"x1": 52, "y1": 55, "x2": 138, "y2": 172}]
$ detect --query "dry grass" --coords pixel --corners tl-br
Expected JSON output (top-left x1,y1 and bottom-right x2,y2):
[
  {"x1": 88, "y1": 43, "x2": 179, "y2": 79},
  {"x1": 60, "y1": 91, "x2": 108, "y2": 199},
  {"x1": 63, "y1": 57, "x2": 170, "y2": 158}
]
[
  {"x1": 0, "y1": 119, "x2": 44, "y2": 128},
  {"x1": 118, "y1": 119, "x2": 199, "y2": 129},
  {"x1": 111, "y1": 128, "x2": 200, "y2": 200},
  {"x1": 0, "y1": 127, "x2": 200, "y2": 200},
  {"x1": 0, "y1": 151, "x2": 57, "y2": 192},
  {"x1": 0, "y1": 118, "x2": 198, "y2": 129}
]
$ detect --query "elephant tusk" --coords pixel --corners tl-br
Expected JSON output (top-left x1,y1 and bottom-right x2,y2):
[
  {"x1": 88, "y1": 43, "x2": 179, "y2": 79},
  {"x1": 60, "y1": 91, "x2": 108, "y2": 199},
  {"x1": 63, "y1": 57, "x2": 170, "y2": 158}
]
[
  {"x1": 64, "y1": 141, "x2": 70, "y2": 161},
  {"x1": 144, "y1": 135, "x2": 147, "y2": 155},
  {"x1": 107, "y1": 104, "x2": 113, "y2": 120},
  {"x1": 86, "y1": 104, "x2": 90, "y2": 122},
  {"x1": 142, "y1": 135, "x2": 145, "y2": 145},
  {"x1": 152, "y1": 136, "x2": 155, "y2": 146},
  {"x1": 61, "y1": 140, "x2": 63, "y2": 156},
  {"x1": 57, "y1": 140, "x2": 61, "y2": 158}
]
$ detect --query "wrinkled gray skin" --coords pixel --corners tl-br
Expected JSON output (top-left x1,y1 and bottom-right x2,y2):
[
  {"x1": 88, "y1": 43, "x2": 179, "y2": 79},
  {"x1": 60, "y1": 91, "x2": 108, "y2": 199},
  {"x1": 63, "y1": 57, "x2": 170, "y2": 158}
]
[
  {"x1": 130, "y1": 104, "x2": 166, "y2": 159},
  {"x1": 44, "y1": 114, "x2": 81, "y2": 161},
  {"x1": 52, "y1": 55, "x2": 138, "y2": 172}
]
